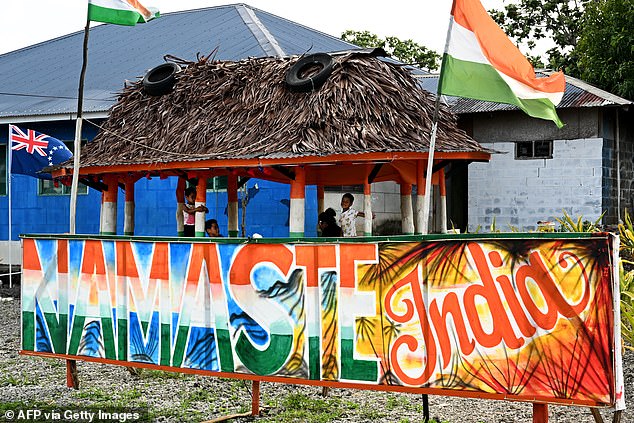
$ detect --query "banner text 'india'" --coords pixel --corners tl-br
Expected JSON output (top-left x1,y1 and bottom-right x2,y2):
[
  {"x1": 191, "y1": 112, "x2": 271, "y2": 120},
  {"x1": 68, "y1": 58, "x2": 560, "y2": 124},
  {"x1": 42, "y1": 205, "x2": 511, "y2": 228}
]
[{"x1": 21, "y1": 235, "x2": 622, "y2": 406}]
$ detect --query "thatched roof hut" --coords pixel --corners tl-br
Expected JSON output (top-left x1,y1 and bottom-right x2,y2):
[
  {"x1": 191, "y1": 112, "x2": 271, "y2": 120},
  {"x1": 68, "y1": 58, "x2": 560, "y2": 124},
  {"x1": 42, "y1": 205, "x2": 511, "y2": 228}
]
[{"x1": 56, "y1": 49, "x2": 489, "y2": 186}]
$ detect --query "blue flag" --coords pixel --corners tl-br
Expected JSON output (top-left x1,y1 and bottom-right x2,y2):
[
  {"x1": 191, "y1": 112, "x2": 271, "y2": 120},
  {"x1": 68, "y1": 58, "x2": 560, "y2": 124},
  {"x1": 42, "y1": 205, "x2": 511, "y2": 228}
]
[{"x1": 9, "y1": 125, "x2": 72, "y2": 180}]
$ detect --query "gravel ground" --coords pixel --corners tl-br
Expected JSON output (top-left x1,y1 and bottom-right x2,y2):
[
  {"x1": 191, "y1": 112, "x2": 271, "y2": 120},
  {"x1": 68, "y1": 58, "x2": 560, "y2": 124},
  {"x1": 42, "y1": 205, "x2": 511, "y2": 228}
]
[{"x1": 0, "y1": 282, "x2": 632, "y2": 423}]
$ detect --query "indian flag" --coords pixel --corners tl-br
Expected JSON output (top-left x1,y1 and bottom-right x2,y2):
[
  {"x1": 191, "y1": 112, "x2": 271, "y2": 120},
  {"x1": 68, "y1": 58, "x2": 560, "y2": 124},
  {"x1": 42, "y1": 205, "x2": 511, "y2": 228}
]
[
  {"x1": 88, "y1": 0, "x2": 159, "y2": 26},
  {"x1": 438, "y1": 0, "x2": 565, "y2": 128}
]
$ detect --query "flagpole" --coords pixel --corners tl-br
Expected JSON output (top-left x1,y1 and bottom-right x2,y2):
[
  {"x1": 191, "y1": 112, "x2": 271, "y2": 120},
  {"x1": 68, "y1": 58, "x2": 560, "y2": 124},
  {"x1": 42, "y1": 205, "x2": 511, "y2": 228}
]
[
  {"x1": 7, "y1": 126, "x2": 13, "y2": 289},
  {"x1": 70, "y1": 18, "x2": 90, "y2": 235},
  {"x1": 421, "y1": 12, "x2": 455, "y2": 235}
]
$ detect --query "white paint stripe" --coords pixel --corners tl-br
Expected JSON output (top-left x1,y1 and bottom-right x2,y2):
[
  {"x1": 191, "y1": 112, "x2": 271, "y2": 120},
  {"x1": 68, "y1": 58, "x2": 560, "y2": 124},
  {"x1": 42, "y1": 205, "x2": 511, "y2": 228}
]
[
  {"x1": 290, "y1": 198, "x2": 305, "y2": 234},
  {"x1": 447, "y1": 19, "x2": 489, "y2": 65},
  {"x1": 448, "y1": 19, "x2": 564, "y2": 105},
  {"x1": 496, "y1": 70, "x2": 564, "y2": 104}
]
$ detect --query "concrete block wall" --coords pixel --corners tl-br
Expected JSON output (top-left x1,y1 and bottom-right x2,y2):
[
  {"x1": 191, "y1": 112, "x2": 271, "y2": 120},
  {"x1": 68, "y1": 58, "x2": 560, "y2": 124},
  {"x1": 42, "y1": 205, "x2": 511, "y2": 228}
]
[{"x1": 468, "y1": 138, "x2": 604, "y2": 231}]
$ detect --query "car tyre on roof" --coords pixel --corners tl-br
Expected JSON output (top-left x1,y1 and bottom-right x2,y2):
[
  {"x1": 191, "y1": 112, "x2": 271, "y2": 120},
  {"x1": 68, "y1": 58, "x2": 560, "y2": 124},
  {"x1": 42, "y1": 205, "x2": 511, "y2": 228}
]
[
  {"x1": 285, "y1": 53, "x2": 334, "y2": 93},
  {"x1": 143, "y1": 62, "x2": 181, "y2": 96}
]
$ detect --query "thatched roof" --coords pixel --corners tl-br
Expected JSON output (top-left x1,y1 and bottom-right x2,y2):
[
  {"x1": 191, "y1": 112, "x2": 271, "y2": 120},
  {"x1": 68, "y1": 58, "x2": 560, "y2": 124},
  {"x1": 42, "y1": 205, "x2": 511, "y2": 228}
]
[{"x1": 74, "y1": 50, "x2": 487, "y2": 170}]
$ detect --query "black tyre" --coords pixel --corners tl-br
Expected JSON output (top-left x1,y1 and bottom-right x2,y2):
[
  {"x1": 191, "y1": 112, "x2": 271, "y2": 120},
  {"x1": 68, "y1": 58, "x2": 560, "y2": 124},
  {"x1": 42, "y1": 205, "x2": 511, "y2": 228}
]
[
  {"x1": 285, "y1": 53, "x2": 334, "y2": 93},
  {"x1": 143, "y1": 62, "x2": 181, "y2": 96}
]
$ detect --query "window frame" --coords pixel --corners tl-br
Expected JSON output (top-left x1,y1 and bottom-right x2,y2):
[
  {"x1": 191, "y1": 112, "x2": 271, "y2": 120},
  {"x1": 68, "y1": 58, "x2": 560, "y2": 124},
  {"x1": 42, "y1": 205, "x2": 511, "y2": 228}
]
[{"x1": 515, "y1": 140, "x2": 553, "y2": 160}]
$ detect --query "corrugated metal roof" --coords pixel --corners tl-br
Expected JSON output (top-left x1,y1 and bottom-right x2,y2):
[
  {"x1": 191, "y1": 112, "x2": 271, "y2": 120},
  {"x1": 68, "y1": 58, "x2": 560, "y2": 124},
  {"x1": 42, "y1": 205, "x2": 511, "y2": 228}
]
[
  {"x1": 415, "y1": 72, "x2": 632, "y2": 114},
  {"x1": 0, "y1": 3, "x2": 357, "y2": 120}
]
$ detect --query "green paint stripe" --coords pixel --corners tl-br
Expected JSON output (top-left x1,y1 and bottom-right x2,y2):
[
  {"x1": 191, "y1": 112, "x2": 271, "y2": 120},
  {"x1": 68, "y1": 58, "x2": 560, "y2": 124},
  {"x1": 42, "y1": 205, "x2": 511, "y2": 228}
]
[
  {"x1": 87, "y1": 4, "x2": 146, "y2": 26},
  {"x1": 172, "y1": 326, "x2": 189, "y2": 367},
  {"x1": 160, "y1": 323, "x2": 171, "y2": 366},
  {"x1": 309, "y1": 336, "x2": 320, "y2": 380},
  {"x1": 228, "y1": 230, "x2": 239, "y2": 238},
  {"x1": 235, "y1": 333, "x2": 292, "y2": 375},
  {"x1": 101, "y1": 317, "x2": 116, "y2": 360},
  {"x1": 177, "y1": 231, "x2": 185, "y2": 237},
  {"x1": 124, "y1": 232, "x2": 134, "y2": 236},
  {"x1": 341, "y1": 339, "x2": 377, "y2": 382},
  {"x1": 439, "y1": 55, "x2": 563, "y2": 128},
  {"x1": 289, "y1": 232, "x2": 304, "y2": 238},
  {"x1": 216, "y1": 329, "x2": 235, "y2": 372},
  {"x1": 195, "y1": 231, "x2": 206, "y2": 238},
  {"x1": 118, "y1": 319, "x2": 128, "y2": 361},
  {"x1": 43, "y1": 312, "x2": 67, "y2": 354},
  {"x1": 68, "y1": 315, "x2": 86, "y2": 356},
  {"x1": 22, "y1": 311, "x2": 35, "y2": 351},
  {"x1": 100, "y1": 231, "x2": 116, "y2": 235}
]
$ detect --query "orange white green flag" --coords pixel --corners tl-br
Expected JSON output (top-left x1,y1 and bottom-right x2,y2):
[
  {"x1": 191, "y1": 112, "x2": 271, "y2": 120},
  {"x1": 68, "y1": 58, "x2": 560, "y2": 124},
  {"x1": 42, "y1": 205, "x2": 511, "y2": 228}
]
[
  {"x1": 438, "y1": 0, "x2": 566, "y2": 128},
  {"x1": 88, "y1": 0, "x2": 159, "y2": 26}
]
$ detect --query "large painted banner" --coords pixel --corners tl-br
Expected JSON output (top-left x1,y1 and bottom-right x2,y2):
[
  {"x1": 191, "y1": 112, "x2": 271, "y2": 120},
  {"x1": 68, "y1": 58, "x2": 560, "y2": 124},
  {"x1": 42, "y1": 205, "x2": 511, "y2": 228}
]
[{"x1": 21, "y1": 235, "x2": 623, "y2": 406}]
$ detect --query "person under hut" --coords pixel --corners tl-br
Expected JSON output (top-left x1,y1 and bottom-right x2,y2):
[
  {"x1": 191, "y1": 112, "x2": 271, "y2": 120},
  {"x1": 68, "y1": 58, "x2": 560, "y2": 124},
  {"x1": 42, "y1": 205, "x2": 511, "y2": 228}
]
[
  {"x1": 205, "y1": 219, "x2": 223, "y2": 237},
  {"x1": 318, "y1": 208, "x2": 342, "y2": 237},
  {"x1": 183, "y1": 187, "x2": 208, "y2": 237}
]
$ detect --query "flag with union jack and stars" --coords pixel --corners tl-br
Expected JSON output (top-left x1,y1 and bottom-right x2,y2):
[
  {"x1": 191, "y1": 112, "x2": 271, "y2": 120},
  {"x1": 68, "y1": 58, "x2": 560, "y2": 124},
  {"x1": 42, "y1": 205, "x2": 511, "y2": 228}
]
[{"x1": 9, "y1": 125, "x2": 73, "y2": 180}]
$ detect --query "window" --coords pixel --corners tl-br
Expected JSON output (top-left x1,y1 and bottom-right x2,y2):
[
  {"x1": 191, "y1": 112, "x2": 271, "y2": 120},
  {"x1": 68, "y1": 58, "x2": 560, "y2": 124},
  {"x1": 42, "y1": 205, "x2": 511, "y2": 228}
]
[
  {"x1": 38, "y1": 141, "x2": 88, "y2": 195},
  {"x1": 516, "y1": 140, "x2": 553, "y2": 159},
  {"x1": 324, "y1": 184, "x2": 363, "y2": 193},
  {"x1": 0, "y1": 144, "x2": 6, "y2": 196},
  {"x1": 205, "y1": 176, "x2": 248, "y2": 191},
  {"x1": 207, "y1": 176, "x2": 228, "y2": 191}
]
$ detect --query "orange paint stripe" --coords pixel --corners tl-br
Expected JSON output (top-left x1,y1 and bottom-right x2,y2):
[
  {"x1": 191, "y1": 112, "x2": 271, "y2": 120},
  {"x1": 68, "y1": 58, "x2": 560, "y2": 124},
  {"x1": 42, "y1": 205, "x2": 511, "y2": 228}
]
[
  {"x1": 439, "y1": 168, "x2": 446, "y2": 196},
  {"x1": 400, "y1": 183, "x2": 412, "y2": 195},
  {"x1": 102, "y1": 175, "x2": 118, "y2": 203},
  {"x1": 65, "y1": 152, "x2": 491, "y2": 177},
  {"x1": 290, "y1": 167, "x2": 306, "y2": 199},
  {"x1": 451, "y1": 0, "x2": 564, "y2": 94},
  {"x1": 175, "y1": 177, "x2": 186, "y2": 202},
  {"x1": 19, "y1": 350, "x2": 610, "y2": 407},
  {"x1": 227, "y1": 175, "x2": 238, "y2": 202}
]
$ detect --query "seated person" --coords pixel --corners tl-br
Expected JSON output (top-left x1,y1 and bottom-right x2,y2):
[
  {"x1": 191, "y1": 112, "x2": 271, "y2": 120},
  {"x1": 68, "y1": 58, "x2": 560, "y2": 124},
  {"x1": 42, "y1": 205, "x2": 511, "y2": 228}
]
[
  {"x1": 205, "y1": 219, "x2": 223, "y2": 237},
  {"x1": 318, "y1": 208, "x2": 342, "y2": 237}
]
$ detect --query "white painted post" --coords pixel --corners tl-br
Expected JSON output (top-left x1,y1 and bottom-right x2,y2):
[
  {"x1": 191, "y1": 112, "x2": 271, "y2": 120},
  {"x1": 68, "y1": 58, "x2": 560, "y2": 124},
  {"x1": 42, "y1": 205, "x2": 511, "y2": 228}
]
[
  {"x1": 176, "y1": 177, "x2": 186, "y2": 237},
  {"x1": 195, "y1": 174, "x2": 207, "y2": 238},
  {"x1": 415, "y1": 160, "x2": 425, "y2": 234},
  {"x1": 123, "y1": 176, "x2": 135, "y2": 236},
  {"x1": 289, "y1": 167, "x2": 306, "y2": 238},
  {"x1": 439, "y1": 168, "x2": 448, "y2": 233},
  {"x1": 228, "y1": 174, "x2": 239, "y2": 237},
  {"x1": 400, "y1": 183, "x2": 414, "y2": 234},
  {"x1": 100, "y1": 174, "x2": 118, "y2": 235},
  {"x1": 363, "y1": 181, "x2": 372, "y2": 236}
]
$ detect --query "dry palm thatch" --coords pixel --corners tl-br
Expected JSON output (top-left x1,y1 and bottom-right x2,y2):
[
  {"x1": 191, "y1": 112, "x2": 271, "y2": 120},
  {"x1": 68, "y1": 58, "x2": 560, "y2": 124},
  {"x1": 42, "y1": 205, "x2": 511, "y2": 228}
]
[{"x1": 75, "y1": 50, "x2": 487, "y2": 169}]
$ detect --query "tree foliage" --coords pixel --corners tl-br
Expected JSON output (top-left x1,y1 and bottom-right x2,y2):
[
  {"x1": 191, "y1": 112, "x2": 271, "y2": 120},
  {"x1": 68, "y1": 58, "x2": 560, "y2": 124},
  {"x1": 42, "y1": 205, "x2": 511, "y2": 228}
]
[
  {"x1": 490, "y1": 0, "x2": 633, "y2": 100},
  {"x1": 576, "y1": 0, "x2": 634, "y2": 100},
  {"x1": 489, "y1": 0, "x2": 588, "y2": 74},
  {"x1": 341, "y1": 30, "x2": 441, "y2": 71}
]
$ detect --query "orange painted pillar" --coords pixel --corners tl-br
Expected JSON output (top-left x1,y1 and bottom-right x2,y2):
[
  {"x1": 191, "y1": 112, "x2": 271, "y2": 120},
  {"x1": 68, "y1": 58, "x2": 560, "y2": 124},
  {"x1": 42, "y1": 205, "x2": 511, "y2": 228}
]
[
  {"x1": 415, "y1": 160, "x2": 426, "y2": 234},
  {"x1": 176, "y1": 177, "x2": 186, "y2": 237},
  {"x1": 195, "y1": 175, "x2": 207, "y2": 237},
  {"x1": 439, "y1": 167, "x2": 447, "y2": 233},
  {"x1": 400, "y1": 183, "x2": 414, "y2": 234},
  {"x1": 533, "y1": 404, "x2": 548, "y2": 423},
  {"x1": 227, "y1": 175, "x2": 239, "y2": 237},
  {"x1": 289, "y1": 166, "x2": 306, "y2": 238},
  {"x1": 123, "y1": 176, "x2": 135, "y2": 236},
  {"x1": 100, "y1": 174, "x2": 118, "y2": 235},
  {"x1": 251, "y1": 380, "x2": 260, "y2": 416}
]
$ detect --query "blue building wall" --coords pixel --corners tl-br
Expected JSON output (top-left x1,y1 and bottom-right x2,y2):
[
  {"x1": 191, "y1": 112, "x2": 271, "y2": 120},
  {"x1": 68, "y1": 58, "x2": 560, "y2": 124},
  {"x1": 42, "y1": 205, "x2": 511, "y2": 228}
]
[{"x1": 2, "y1": 122, "x2": 318, "y2": 240}]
